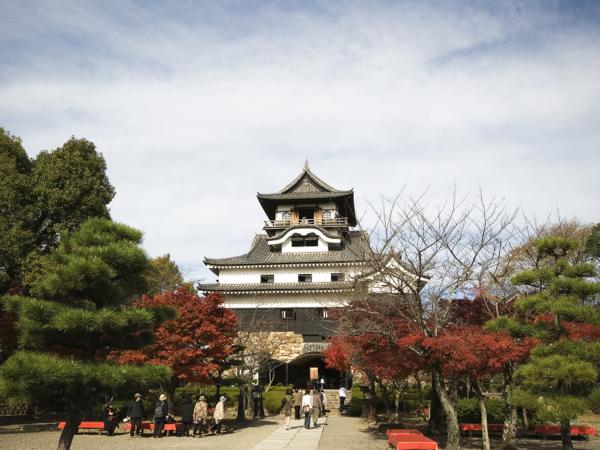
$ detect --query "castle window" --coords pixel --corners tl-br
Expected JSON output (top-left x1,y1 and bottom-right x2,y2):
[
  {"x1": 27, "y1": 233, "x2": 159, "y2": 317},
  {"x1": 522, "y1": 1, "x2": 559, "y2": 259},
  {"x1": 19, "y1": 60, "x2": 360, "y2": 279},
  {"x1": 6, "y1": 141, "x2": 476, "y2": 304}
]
[
  {"x1": 298, "y1": 274, "x2": 312, "y2": 282},
  {"x1": 322, "y1": 210, "x2": 333, "y2": 222},
  {"x1": 291, "y1": 233, "x2": 319, "y2": 247},
  {"x1": 260, "y1": 274, "x2": 274, "y2": 283},
  {"x1": 280, "y1": 308, "x2": 295, "y2": 320},
  {"x1": 281, "y1": 211, "x2": 291, "y2": 221},
  {"x1": 316, "y1": 308, "x2": 328, "y2": 319},
  {"x1": 331, "y1": 272, "x2": 344, "y2": 282}
]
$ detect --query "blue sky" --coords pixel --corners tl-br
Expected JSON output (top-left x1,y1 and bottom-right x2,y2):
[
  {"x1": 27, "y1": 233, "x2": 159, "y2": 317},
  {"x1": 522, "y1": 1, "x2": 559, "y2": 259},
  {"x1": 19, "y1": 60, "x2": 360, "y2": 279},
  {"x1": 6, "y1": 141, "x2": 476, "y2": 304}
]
[{"x1": 1, "y1": 1, "x2": 600, "y2": 281}]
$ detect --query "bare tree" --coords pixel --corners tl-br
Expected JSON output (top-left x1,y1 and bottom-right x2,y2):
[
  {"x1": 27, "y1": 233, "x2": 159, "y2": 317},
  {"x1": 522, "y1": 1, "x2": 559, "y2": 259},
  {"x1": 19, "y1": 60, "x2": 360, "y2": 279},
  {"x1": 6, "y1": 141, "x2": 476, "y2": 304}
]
[{"x1": 340, "y1": 188, "x2": 519, "y2": 450}]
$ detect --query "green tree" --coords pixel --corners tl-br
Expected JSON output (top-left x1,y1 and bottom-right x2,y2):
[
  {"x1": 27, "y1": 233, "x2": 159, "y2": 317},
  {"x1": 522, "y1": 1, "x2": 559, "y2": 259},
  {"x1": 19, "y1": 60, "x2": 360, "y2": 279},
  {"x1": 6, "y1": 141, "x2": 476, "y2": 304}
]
[
  {"x1": 585, "y1": 223, "x2": 600, "y2": 260},
  {"x1": 31, "y1": 137, "x2": 115, "y2": 250},
  {"x1": 0, "y1": 219, "x2": 173, "y2": 450},
  {"x1": 143, "y1": 254, "x2": 184, "y2": 297},
  {"x1": 0, "y1": 129, "x2": 35, "y2": 292},
  {"x1": 0, "y1": 131, "x2": 115, "y2": 293},
  {"x1": 509, "y1": 236, "x2": 600, "y2": 450}
]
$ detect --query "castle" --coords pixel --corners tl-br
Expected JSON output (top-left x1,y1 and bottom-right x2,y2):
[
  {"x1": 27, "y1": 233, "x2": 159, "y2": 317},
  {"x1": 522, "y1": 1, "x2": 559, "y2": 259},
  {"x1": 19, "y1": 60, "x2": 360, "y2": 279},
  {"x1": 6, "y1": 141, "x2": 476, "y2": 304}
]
[{"x1": 198, "y1": 163, "x2": 373, "y2": 387}]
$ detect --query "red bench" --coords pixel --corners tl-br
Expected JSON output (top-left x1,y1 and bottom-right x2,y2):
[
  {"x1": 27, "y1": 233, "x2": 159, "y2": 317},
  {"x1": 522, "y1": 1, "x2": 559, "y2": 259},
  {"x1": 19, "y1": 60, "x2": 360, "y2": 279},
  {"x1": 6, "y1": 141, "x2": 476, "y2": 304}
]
[
  {"x1": 388, "y1": 432, "x2": 439, "y2": 450},
  {"x1": 534, "y1": 424, "x2": 598, "y2": 437},
  {"x1": 459, "y1": 423, "x2": 504, "y2": 435},
  {"x1": 57, "y1": 421, "x2": 105, "y2": 434},
  {"x1": 386, "y1": 428, "x2": 423, "y2": 444},
  {"x1": 123, "y1": 421, "x2": 181, "y2": 436}
]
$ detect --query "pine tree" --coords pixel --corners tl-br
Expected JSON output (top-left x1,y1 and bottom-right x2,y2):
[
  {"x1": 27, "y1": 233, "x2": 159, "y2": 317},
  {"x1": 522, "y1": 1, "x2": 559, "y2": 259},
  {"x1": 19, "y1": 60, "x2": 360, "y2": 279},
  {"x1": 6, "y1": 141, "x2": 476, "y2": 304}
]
[
  {"x1": 509, "y1": 236, "x2": 600, "y2": 450},
  {"x1": 0, "y1": 218, "x2": 173, "y2": 450}
]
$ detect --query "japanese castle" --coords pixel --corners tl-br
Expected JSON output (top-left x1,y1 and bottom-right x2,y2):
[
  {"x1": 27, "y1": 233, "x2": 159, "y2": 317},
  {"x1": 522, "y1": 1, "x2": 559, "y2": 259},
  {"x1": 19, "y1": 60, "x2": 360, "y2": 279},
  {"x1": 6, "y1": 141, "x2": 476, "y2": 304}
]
[{"x1": 198, "y1": 163, "x2": 373, "y2": 386}]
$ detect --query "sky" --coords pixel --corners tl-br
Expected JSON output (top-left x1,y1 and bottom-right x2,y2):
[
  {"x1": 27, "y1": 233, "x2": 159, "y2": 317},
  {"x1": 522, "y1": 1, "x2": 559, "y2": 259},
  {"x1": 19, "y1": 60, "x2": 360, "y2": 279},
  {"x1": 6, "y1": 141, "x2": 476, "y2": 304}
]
[{"x1": 1, "y1": 0, "x2": 599, "y2": 282}]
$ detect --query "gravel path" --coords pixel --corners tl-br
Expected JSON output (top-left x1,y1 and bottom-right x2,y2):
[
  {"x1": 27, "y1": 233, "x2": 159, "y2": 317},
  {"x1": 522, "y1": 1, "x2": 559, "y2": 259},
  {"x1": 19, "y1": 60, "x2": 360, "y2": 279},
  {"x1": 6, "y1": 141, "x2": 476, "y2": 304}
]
[
  {"x1": 0, "y1": 419, "x2": 281, "y2": 450},
  {"x1": 319, "y1": 415, "x2": 388, "y2": 450}
]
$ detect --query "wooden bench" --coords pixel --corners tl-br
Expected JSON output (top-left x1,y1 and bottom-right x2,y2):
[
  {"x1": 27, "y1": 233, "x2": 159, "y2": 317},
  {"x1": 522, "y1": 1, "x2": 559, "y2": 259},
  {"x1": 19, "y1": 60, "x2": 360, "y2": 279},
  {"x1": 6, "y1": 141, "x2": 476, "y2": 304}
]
[
  {"x1": 388, "y1": 432, "x2": 439, "y2": 450},
  {"x1": 123, "y1": 421, "x2": 181, "y2": 436},
  {"x1": 57, "y1": 421, "x2": 105, "y2": 434},
  {"x1": 534, "y1": 424, "x2": 598, "y2": 438}
]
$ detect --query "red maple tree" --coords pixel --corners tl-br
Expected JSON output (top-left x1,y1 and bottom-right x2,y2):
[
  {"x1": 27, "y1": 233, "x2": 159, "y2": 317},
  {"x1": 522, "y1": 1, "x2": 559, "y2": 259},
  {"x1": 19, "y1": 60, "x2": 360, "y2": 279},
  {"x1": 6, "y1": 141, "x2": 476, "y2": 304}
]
[{"x1": 110, "y1": 288, "x2": 238, "y2": 385}]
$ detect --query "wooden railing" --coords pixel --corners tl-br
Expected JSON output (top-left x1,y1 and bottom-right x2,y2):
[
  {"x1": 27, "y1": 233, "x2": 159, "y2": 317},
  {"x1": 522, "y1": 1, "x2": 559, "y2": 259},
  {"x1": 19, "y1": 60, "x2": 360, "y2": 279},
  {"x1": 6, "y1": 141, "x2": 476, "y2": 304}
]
[{"x1": 264, "y1": 217, "x2": 348, "y2": 228}]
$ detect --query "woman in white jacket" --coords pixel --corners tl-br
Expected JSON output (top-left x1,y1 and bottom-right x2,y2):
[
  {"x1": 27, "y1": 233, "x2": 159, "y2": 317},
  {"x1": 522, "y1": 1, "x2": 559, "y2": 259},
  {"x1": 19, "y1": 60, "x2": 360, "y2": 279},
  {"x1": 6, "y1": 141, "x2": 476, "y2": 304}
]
[{"x1": 301, "y1": 389, "x2": 312, "y2": 429}]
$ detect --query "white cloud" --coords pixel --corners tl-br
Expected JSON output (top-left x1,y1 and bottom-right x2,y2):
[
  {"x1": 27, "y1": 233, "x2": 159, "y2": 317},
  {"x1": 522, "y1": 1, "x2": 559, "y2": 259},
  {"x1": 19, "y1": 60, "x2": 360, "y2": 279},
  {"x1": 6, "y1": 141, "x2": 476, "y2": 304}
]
[{"x1": 1, "y1": 1, "x2": 599, "y2": 281}]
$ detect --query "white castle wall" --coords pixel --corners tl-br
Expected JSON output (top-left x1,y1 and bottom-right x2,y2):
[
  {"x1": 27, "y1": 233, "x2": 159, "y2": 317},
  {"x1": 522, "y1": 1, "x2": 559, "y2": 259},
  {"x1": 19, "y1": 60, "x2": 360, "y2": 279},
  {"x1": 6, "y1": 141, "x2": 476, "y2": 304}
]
[{"x1": 218, "y1": 266, "x2": 361, "y2": 284}]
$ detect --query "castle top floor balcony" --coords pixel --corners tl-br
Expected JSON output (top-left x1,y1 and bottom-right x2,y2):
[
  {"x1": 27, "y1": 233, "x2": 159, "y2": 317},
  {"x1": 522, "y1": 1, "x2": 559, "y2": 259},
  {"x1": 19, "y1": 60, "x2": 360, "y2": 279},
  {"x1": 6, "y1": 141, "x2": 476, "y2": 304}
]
[{"x1": 264, "y1": 217, "x2": 349, "y2": 230}]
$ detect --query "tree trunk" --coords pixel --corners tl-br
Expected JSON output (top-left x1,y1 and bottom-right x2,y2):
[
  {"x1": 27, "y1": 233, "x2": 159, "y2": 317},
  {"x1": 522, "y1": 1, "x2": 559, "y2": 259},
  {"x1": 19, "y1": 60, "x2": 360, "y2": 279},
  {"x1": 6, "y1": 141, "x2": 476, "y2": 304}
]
[
  {"x1": 522, "y1": 408, "x2": 528, "y2": 429},
  {"x1": 57, "y1": 412, "x2": 80, "y2": 450},
  {"x1": 237, "y1": 384, "x2": 248, "y2": 421},
  {"x1": 432, "y1": 368, "x2": 461, "y2": 450},
  {"x1": 428, "y1": 372, "x2": 443, "y2": 436},
  {"x1": 473, "y1": 382, "x2": 490, "y2": 450},
  {"x1": 501, "y1": 367, "x2": 518, "y2": 448},
  {"x1": 560, "y1": 420, "x2": 573, "y2": 450},
  {"x1": 416, "y1": 373, "x2": 426, "y2": 420}
]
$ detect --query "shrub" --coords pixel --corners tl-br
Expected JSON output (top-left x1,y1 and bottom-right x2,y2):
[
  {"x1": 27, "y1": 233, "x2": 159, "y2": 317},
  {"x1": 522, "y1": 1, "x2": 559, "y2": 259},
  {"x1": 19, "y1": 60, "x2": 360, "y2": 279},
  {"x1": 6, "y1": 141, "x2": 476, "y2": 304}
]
[{"x1": 456, "y1": 397, "x2": 504, "y2": 423}]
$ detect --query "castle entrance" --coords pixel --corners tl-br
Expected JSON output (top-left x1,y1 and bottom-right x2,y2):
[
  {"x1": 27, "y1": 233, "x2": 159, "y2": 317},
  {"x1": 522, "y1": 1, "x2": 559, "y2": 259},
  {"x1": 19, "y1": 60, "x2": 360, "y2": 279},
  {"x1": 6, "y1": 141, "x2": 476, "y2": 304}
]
[{"x1": 261, "y1": 353, "x2": 351, "y2": 390}]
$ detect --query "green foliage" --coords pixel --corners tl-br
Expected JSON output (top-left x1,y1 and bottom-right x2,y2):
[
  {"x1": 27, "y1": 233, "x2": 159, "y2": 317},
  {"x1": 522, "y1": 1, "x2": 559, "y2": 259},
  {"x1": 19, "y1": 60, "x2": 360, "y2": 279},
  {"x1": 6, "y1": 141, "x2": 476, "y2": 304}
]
[
  {"x1": 588, "y1": 386, "x2": 600, "y2": 414},
  {"x1": 455, "y1": 397, "x2": 504, "y2": 424},
  {"x1": 0, "y1": 351, "x2": 171, "y2": 413},
  {"x1": 144, "y1": 254, "x2": 184, "y2": 297},
  {"x1": 506, "y1": 236, "x2": 600, "y2": 426},
  {"x1": 30, "y1": 218, "x2": 149, "y2": 308},
  {"x1": 0, "y1": 129, "x2": 35, "y2": 291},
  {"x1": 263, "y1": 386, "x2": 291, "y2": 414},
  {"x1": 31, "y1": 137, "x2": 115, "y2": 250},
  {"x1": 585, "y1": 224, "x2": 600, "y2": 259},
  {"x1": 0, "y1": 131, "x2": 115, "y2": 292},
  {"x1": 1, "y1": 295, "x2": 171, "y2": 353}
]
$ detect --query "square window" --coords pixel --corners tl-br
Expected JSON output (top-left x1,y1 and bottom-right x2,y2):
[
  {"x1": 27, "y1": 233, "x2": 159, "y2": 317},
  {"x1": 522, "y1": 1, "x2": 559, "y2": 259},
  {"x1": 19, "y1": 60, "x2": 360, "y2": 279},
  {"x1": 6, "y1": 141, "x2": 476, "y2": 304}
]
[
  {"x1": 280, "y1": 308, "x2": 294, "y2": 319},
  {"x1": 298, "y1": 274, "x2": 312, "y2": 282},
  {"x1": 331, "y1": 272, "x2": 344, "y2": 282},
  {"x1": 260, "y1": 274, "x2": 274, "y2": 283}
]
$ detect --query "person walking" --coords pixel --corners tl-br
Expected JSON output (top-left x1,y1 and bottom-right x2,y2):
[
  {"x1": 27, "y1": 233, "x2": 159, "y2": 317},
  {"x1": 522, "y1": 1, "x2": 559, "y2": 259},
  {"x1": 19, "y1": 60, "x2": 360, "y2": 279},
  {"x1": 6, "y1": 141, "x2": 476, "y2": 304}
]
[
  {"x1": 180, "y1": 394, "x2": 194, "y2": 437},
  {"x1": 338, "y1": 386, "x2": 347, "y2": 413},
  {"x1": 210, "y1": 396, "x2": 226, "y2": 434},
  {"x1": 301, "y1": 389, "x2": 312, "y2": 429},
  {"x1": 126, "y1": 393, "x2": 144, "y2": 437},
  {"x1": 193, "y1": 395, "x2": 208, "y2": 437},
  {"x1": 153, "y1": 394, "x2": 169, "y2": 438},
  {"x1": 293, "y1": 388, "x2": 302, "y2": 420},
  {"x1": 281, "y1": 388, "x2": 293, "y2": 430},
  {"x1": 320, "y1": 388, "x2": 327, "y2": 416},
  {"x1": 311, "y1": 389, "x2": 322, "y2": 428}
]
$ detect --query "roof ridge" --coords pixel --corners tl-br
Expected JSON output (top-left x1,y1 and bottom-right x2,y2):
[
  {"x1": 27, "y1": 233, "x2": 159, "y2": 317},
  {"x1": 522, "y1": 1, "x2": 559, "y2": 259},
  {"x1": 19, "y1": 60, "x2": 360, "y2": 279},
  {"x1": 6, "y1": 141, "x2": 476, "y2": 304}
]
[{"x1": 267, "y1": 165, "x2": 346, "y2": 195}]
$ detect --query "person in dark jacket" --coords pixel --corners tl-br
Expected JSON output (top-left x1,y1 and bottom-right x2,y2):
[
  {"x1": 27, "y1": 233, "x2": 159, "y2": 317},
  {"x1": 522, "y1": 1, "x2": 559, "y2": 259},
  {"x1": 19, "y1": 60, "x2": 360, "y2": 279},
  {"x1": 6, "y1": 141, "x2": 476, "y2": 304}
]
[
  {"x1": 127, "y1": 393, "x2": 144, "y2": 437},
  {"x1": 153, "y1": 394, "x2": 169, "y2": 438},
  {"x1": 102, "y1": 398, "x2": 118, "y2": 436},
  {"x1": 180, "y1": 394, "x2": 194, "y2": 437}
]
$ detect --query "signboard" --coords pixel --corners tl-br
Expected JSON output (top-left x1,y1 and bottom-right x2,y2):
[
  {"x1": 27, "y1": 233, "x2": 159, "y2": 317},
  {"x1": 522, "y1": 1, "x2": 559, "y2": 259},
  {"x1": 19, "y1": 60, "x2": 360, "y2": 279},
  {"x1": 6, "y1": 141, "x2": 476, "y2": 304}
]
[{"x1": 309, "y1": 367, "x2": 319, "y2": 380}]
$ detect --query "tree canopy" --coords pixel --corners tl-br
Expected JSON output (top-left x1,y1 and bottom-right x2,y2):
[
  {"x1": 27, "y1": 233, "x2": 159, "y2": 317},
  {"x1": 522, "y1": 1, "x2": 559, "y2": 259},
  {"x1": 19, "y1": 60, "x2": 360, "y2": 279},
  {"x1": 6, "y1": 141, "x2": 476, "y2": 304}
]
[{"x1": 0, "y1": 130, "x2": 115, "y2": 294}]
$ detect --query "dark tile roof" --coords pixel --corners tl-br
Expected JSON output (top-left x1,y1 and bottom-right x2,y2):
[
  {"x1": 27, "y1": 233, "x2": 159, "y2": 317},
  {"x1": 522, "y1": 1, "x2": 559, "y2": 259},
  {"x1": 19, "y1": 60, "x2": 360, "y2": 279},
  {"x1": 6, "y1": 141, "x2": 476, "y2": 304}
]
[
  {"x1": 197, "y1": 281, "x2": 354, "y2": 294},
  {"x1": 256, "y1": 190, "x2": 353, "y2": 201},
  {"x1": 204, "y1": 231, "x2": 371, "y2": 268}
]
